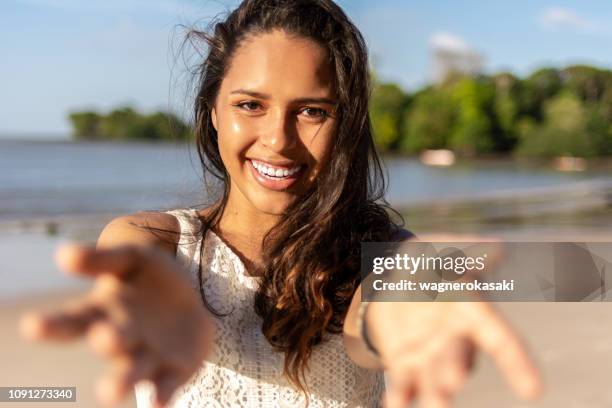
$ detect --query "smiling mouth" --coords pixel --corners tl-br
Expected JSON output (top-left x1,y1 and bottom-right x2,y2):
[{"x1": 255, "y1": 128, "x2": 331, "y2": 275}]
[{"x1": 249, "y1": 159, "x2": 304, "y2": 179}]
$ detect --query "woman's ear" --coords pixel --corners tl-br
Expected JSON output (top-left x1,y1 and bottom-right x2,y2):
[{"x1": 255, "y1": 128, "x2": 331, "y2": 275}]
[{"x1": 211, "y1": 107, "x2": 218, "y2": 131}]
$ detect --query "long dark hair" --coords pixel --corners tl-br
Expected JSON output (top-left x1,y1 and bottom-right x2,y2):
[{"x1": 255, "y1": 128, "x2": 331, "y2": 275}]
[{"x1": 168, "y1": 0, "x2": 405, "y2": 402}]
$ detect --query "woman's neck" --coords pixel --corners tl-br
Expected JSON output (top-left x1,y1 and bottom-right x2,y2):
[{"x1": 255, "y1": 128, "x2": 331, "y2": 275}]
[{"x1": 215, "y1": 194, "x2": 281, "y2": 275}]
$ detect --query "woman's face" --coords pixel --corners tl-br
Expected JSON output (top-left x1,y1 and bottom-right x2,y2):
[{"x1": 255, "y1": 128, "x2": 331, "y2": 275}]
[{"x1": 211, "y1": 29, "x2": 337, "y2": 215}]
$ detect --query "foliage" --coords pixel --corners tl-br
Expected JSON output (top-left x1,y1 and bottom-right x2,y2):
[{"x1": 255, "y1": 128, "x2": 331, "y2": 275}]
[
  {"x1": 516, "y1": 92, "x2": 612, "y2": 157},
  {"x1": 448, "y1": 77, "x2": 495, "y2": 155},
  {"x1": 399, "y1": 87, "x2": 455, "y2": 153},
  {"x1": 68, "y1": 106, "x2": 191, "y2": 142},
  {"x1": 369, "y1": 82, "x2": 409, "y2": 150},
  {"x1": 368, "y1": 64, "x2": 612, "y2": 157}
]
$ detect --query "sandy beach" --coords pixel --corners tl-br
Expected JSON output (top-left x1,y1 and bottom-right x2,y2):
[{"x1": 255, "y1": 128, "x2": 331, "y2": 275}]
[
  {"x1": 3, "y1": 282, "x2": 612, "y2": 407},
  {"x1": 0, "y1": 289, "x2": 136, "y2": 408}
]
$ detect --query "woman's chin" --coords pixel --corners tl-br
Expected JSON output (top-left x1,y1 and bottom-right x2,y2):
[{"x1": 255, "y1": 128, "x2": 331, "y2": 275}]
[{"x1": 250, "y1": 193, "x2": 295, "y2": 216}]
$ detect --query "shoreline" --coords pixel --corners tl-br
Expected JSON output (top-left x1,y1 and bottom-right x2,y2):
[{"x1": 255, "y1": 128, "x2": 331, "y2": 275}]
[
  {"x1": 3, "y1": 177, "x2": 612, "y2": 231},
  {"x1": 2, "y1": 198, "x2": 612, "y2": 302}
]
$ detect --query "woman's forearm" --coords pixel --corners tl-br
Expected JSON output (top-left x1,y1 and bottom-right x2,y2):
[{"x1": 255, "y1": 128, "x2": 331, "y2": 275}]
[{"x1": 342, "y1": 283, "x2": 384, "y2": 370}]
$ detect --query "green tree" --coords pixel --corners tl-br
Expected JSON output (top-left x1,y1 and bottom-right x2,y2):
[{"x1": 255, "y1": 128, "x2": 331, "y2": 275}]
[
  {"x1": 516, "y1": 92, "x2": 609, "y2": 157},
  {"x1": 369, "y1": 83, "x2": 409, "y2": 151},
  {"x1": 492, "y1": 73, "x2": 520, "y2": 151},
  {"x1": 68, "y1": 111, "x2": 101, "y2": 139},
  {"x1": 449, "y1": 77, "x2": 495, "y2": 155},
  {"x1": 68, "y1": 106, "x2": 191, "y2": 142},
  {"x1": 519, "y1": 68, "x2": 562, "y2": 120},
  {"x1": 561, "y1": 65, "x2": 608, "y2": 103},
  {"x1": 142, "y1": 112, "x2": 192, "y2": 142},
  {"x1": 98, "y1": 106, "x2": 144, "y2": 140},
  {"x1": 399, "y1": 88, "x2": 456, "y2": 153}
]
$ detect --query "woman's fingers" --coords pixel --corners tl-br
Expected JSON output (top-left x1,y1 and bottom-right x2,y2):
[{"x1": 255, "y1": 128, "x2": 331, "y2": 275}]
[
  {"x1": 95, "y1": 348, "x2": 157, "y2": 406},
  {"x1": 87, "y1": 320, "x2": 142, "y2": 357},
  {"x1": 383, "y1": 341, "x2": 473, "y2": 408},
  {"x1": 419, "y1": 364, "x2": 451, "y2": 408},
  {"x1": 117, "y1": 347, "x2": 158, "y2": 391},
  {"x1": 19, "y1": 300, "x2": 106, "y2": 341},
  {"x1": 419, "y1": 389, "x2": 449, "y2": 408},
  {"x1": 436, "y1": 338, "x2": 474, "y2": 393},
  {"x1": 95, "y1": 357, "x2": 133, "y2": 406},
  {"x1": 384, "y1": 369, "x2": 415, "y2": 408},
  {"x1": 383, "y1": 388, "x2": 411, "y2": 408},
  {"x1": 55, "y1": 242, "x2": 144, "y2": 281},
  {"x1": 153, "y1": 369, "x2": 190, "y2": 408},
  {"x1": 468, "y1": 303, "x2": 543, "y2": 400}
]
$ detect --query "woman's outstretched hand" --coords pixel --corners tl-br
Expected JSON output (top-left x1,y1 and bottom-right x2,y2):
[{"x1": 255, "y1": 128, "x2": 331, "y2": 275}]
[
  {"x1": 365, "y1": 233, "x2": 542, "y2": 407},
  {"x1": 18, "y1": 242, "x2": 215, "y2": 408},
  {"x1": 369, "y1": 301, "x2": 542, "y2": 408}
]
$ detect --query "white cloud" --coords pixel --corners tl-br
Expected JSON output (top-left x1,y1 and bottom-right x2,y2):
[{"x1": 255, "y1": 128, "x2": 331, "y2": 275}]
[
  {"x1": 540, "y1": 7, "x2": 603, "y2": 33},
  {"x1": 429, "y1": 32, "x2": 472, "y2": 53}
]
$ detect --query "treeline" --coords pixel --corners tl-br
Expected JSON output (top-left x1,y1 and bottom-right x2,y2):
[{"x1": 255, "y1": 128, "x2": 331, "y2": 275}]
[
  {"x1": 370, "y1": 65, "x2": 612, "y2": 157},
  {"x1": 68, "y1": 107, "x2": 191, "y2": 142},
  {"x1": 68, "y1": 65, "x2": 612, "y2": 157}
]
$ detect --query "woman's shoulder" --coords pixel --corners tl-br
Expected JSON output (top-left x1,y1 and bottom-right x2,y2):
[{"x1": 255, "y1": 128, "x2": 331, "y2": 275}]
[
  {"x1": 390, "y1": 225, "x2": 417, "y2": 242},
  {"x1": 97, "y1": 210, "x2": 181, "y2": 256}
]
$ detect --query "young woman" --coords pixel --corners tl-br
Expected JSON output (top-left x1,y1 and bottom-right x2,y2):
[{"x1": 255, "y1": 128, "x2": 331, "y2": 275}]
[{"x1": 19, "y1": 0, "x2": 542, "y2": 407}]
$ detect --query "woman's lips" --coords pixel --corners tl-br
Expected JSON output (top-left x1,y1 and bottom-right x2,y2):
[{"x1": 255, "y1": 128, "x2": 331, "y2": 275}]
[{"x1": 247, "y1": 159, "x2": 304, "y2": 191}]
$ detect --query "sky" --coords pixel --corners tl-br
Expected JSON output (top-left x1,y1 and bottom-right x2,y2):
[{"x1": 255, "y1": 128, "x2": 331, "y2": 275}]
[{"x1": 1, "y1": 0, "x2": 611, "y2": 137}]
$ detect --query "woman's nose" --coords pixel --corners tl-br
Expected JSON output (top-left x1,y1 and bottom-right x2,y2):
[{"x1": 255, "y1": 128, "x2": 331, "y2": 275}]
[{"x1": 259, "y1": 109, "x2": 298, "y2": 153}]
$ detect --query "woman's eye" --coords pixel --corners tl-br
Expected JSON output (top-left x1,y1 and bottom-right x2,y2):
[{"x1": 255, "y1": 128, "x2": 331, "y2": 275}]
[
  {"x1": 301, "y1": 107, "x2": 327, "y2": 119},
  {"x1": 236, "y1": 101, "x2": 262, "y2": 112}
]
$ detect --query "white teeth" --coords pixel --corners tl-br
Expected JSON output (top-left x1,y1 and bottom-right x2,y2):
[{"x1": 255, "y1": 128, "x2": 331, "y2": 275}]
[{"x1": 251, "y1": 159, "x2": 301, "y2": 179}]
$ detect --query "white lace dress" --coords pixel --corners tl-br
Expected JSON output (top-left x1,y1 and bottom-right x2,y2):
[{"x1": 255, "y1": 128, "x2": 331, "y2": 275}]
[{"x1": 134, "y1": 208, "x2": 385, "y2": 407}]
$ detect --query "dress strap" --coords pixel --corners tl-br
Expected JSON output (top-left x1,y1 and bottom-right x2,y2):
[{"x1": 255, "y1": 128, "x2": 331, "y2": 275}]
[{"x1": 164, "y1": 208, "x2": 203, "y2": 291}]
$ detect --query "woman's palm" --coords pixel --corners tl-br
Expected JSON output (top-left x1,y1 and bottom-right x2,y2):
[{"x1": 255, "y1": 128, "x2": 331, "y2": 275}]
[{"x1": 19, "y1": 243, "x2": 215, "y2": 407}]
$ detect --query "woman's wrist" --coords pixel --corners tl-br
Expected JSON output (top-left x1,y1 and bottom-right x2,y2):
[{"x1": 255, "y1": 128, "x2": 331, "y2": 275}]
[{"x1": 357, "y1": 301, "x2": 381, "y2": 357}]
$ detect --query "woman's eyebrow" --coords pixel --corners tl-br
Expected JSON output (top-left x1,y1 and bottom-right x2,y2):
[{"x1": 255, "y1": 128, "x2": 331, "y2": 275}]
[{"x1": 230, "y1": 89, "x2": 337, "y2": 105}]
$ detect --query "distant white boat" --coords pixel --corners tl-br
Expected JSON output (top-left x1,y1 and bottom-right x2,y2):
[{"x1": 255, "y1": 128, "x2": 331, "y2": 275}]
[{"x1": 419, "y1": 149, "x2": 456, "y2": 166}]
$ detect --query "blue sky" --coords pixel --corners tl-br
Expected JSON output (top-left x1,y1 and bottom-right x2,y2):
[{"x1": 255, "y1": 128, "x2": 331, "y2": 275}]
[{"x1": 1, "y1": 0, "x2": 611, "y2": 137}]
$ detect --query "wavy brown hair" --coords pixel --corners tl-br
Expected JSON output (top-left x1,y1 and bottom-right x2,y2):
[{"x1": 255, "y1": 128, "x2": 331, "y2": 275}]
[{"x1": 170, "y1": 0, "x2": 407, "y2": 403}]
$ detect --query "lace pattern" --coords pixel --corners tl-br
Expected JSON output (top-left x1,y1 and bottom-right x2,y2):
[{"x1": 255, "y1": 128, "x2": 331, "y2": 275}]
[{"x1": 134, "y1": 208, "x2": 385, "y2": 407}]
